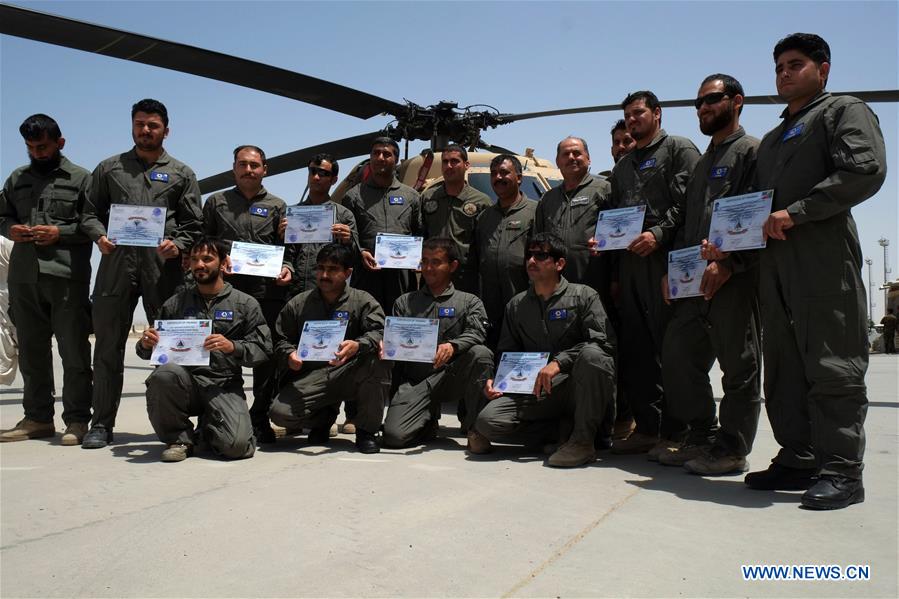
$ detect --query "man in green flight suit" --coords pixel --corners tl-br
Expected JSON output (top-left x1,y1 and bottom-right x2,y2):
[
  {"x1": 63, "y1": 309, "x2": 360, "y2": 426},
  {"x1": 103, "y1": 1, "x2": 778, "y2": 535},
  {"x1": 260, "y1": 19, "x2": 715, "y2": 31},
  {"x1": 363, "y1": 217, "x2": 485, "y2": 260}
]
[
  {"x1": 743, "y1": 33, "x2": 887, "y2": 510},
  {"x1": 80, "y1": 99, "x2": 203, "y2": 449},
  {"x1": 0, "y1": 114, "x2": 93, "y2": 445}
]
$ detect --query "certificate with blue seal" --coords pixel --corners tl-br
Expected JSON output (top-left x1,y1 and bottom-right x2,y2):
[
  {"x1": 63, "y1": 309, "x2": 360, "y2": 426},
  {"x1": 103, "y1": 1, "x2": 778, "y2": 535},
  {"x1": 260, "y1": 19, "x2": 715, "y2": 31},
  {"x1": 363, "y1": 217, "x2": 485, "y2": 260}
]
[
  {"x1": 107, "y1": 204, "x2": 166, "y2": 247},
  {"x1": 383, "y1": 316, "x2": 439, "y2": 363},
  {"x1": 708, "y1": 189, "x2": 773, "y2": 252},
  {"x1": 229, "y1": 241, "x2": 285, "y2": 278},
  {"x1": 297, "y1": 319, "x2": 348, "y2": 362},
  {"x1": 374, "y1": 233, "x2": 423, "y2": 269},
  {"x1": 494, "y1": 352, "x2": 550, "y2": 395},
  {"x1": 285, "y1": 204, "x2": 335, "y2": 244},
  {"x1": 667, "y1": 246, "x2": 706, "y2": 299},
  {"x1": 150, "y1": 319, "x2": 211, "y2": 366},
  {"x1": 593, "y1": 205, "x2": 646, "y2": 251}
]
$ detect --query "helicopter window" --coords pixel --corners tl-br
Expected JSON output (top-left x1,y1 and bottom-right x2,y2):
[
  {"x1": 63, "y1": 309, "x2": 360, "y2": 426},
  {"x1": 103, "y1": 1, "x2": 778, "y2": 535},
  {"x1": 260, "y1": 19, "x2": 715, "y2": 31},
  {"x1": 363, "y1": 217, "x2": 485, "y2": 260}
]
[
  {"x1": 468, "y1": 173, "x2": 547, "y2": 203},
  {"x1": 546, "y1": 177, "x2": 564, "y2": 189}
]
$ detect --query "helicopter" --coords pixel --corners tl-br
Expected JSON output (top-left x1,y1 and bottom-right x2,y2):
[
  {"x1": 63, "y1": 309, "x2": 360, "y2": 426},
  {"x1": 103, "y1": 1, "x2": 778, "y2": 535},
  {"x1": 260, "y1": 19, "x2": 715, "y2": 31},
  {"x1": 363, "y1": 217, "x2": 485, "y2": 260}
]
[{"x1": 2, "y1": 2, "x2": 897, "y2": 204}]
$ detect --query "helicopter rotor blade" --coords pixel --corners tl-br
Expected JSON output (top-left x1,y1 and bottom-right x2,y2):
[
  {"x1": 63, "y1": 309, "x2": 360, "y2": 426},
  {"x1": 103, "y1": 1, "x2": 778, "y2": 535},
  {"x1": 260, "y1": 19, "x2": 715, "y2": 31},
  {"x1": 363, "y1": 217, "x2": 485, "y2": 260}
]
[
  {"x1": 198, "y1": 131, "x2": 382, "y2": 195},
  {"x1": 475, "y1": 139, "x2": 516, "y2": 154},
  {"x1": 0, "y1": 3, "x2": 405, "y2": 120}
]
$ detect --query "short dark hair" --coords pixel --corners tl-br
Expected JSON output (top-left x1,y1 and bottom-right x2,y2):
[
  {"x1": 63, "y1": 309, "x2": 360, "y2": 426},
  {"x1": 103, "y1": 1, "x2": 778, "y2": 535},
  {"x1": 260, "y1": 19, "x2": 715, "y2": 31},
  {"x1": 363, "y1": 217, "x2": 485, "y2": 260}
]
[
  {"x1": 490, "y1": 153, "x2": 522, "y2": 175},
  {"x1": 621, "y1": 90, "x2": 660, "y2": 112},
  {"x1": 701, "y1": 73, "x2": 746, "y2": 115},
  {"x1": 310, "y1": 153, "x2": 339, "y2": 177},
  {"x1": 610, "y1": 119, "x2": 627, "y2": 137},
  {"x1": 422, "y1": 237, "x2": 460, "y2": 263},
  {"x1": 233, "y1": 145, "x2": 267, "y2": 164},
  {"x1": 131, "y1": 99, "x2": 169, "y2": 127},
  {"x1": 190, "y1": 236, "x2": 229, "y2": 261},
  {"x1": 526, "y1": 232, "x2": 567, "y2": 261},
  {"x1": 316, "y1": 243, "x2": 353, "y2": 270},
  {"x1": 556, "y1": 136, "x2": 590, "y2": 157},
  {"x1": 19, "y1": 114, "x2": 62, "y2": 141},
  {"x1": 371, "y1": 136, "x2": 400, "y2": 159},
  {"x1": 774, "y1": 33, "x2": 831, "y2": 65},
  {"x1": 441, "y1": 144, "x2": 468, "y2": 162}
]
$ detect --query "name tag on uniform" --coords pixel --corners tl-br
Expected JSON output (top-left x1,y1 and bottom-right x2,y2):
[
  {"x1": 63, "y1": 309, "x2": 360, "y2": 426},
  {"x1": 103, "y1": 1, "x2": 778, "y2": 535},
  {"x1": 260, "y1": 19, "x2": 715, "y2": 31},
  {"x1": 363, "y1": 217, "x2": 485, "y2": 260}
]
[
  {"x1": 570, "y1": 196, "x2": 590, "y2": 206},
  {"x1": 388, "y1": 196, "x2": 405, "y2": 205},
  {"x1": 782, "y1": 123, "x2": 804, "y2": 142},
  {"x1": 150, "y1": 171, "x2": 170, "y2": 183},
  {"x1": 332, "y1": 310, "x2": 349, "y2": 321},
  {"x1": 710, "y1": 166, "x2": 729, "y2": 179},
  {"x1": 438, "y1": 307, "x2": 455, "y2": 318},
  {"x1": 214, "y1": 310, "x2": 234, "y2": 321},
  {"x1": 548, "y1": 308, "x2": 568, "y2": 321},
  {"x1": 250, "y1": 205, "x2": 269, "y2": 217},
  {"x1": 506, "y1": 220, "x2": 522, "y2": 230},
  {"x1": 639, "y1": 158, "x2": 656, "y2": 170}
]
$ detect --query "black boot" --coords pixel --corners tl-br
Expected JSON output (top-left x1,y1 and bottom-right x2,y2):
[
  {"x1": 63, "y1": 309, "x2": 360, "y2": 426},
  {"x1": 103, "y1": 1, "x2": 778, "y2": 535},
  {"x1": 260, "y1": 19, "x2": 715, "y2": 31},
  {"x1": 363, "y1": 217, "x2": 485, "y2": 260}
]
[{"x1": 801, "y1": 476, "x2": 865, "y2": 510}]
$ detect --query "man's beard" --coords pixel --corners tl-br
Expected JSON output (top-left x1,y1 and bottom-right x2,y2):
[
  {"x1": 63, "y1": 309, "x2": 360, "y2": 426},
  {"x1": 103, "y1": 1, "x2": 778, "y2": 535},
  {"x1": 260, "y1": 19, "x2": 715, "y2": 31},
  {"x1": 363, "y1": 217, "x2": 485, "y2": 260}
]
[
  {"x1": 194, "y1": 267, "x2": 222, "y2": 285},
  {"x1": 700, "y1": 106, "x2": 735, "y2": 136},
  {"x1": 30, "y1": 151, "x2": 62, "y2": 175}
]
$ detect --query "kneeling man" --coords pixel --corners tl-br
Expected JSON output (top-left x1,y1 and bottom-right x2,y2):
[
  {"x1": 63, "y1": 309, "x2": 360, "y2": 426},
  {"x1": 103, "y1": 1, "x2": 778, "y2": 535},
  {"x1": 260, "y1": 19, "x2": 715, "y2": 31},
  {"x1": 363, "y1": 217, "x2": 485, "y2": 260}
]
[
  {"x1": 137, "y1": 237, "x2": 271, "y2": 462},
  {"x1": 382, "y1": 238, "x2": 493, "y2": 448},
  {"x1": 270, "y1": 243, "x2": 390, "y2": 453},
  {"x1": 473, "y1": 233, "x2": 616, "y2": 467}
]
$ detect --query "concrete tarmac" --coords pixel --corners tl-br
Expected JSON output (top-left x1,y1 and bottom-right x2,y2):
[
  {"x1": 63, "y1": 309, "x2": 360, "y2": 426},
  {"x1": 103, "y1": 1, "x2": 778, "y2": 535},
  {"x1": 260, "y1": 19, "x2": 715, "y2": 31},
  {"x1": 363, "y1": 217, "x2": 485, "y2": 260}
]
[{"x1": 1, "y1": 345, "x2": 897, "y2": 598}]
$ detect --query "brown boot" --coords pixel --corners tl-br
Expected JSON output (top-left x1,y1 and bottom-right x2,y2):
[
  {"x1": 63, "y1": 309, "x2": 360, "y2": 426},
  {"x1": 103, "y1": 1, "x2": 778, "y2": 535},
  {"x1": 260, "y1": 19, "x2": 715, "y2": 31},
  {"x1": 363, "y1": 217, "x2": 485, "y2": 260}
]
[
  {"x1": 466, "y1": 430, "x2": 492, "y2": 454},
  {"x1": 1, "y1": 418, "x2": 55, "y2": 442}
]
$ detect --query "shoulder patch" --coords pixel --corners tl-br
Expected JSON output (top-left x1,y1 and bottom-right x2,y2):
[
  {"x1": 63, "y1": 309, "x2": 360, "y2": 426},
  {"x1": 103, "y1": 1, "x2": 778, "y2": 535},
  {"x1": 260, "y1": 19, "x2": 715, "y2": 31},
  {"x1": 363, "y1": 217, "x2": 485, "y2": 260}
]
[{"x1": 424, "y1": 199, "x2": 438, "y2": 214}]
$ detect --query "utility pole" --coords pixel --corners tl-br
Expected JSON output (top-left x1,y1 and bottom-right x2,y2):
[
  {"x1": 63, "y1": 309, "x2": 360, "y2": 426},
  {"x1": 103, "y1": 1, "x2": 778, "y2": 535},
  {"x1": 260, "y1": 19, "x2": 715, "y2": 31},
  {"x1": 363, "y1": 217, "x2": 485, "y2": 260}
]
[
  {"x1": 865, "y1": 258, "x2": 874, "y2": 327},
  {"x1": 879, "y1": 237, "x2": 891, "y2": 314}
]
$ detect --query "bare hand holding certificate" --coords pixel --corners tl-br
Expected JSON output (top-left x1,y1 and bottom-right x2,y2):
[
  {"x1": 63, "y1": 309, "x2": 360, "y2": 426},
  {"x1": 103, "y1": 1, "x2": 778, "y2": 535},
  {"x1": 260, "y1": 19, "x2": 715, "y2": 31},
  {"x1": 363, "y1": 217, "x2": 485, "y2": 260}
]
[
  {"x1": 667, "y1": 246, "x2": 707, "y2": 299},
  {"x1": 107, "y1": 204, "x2": 165, "y2": 247},
  {"x1": 229, "y1": 241, "x2": 285, "y2": 278},
  {"x1": 374, "y1": 234, "x2": 423, "y2": 269},
  {"x1": 297, "y1": 320, "x2": 348, "y2": 362},
  {"x1": 494, "y1": 352, "x2": 550, "y2": 395},
  {"x1": 285, "y1": 204, "x2": 335, "y2": 244},
  {"x1": 151, "y1": 319, "x2": 211, "y2": 366},
  {"x1": 594, "y1": 205, "x2": 646, "y2": 251},
  {"x1": 708, "y1": 189, "x2": 774, "y2": 252},
  {"x1": 383, "y1": 316, "x2": 439, "y2": 363}
]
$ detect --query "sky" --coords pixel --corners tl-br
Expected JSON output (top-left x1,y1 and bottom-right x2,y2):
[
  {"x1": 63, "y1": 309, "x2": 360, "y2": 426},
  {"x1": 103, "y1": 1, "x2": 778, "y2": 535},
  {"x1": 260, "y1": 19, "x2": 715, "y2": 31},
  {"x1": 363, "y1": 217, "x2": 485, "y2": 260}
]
[{"x1": 2, "y1": 0, "x2": 897, "y2": 321}]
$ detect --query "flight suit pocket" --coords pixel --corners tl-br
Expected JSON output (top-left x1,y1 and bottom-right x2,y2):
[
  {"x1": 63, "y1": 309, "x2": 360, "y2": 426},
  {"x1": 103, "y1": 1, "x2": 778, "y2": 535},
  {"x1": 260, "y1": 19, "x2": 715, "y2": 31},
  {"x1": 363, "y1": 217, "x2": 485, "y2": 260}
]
[
  {"x1": 799, "y1": 293, "x2": 865, "y2": 382},
  {"x1": 47, "y1": 189, "x2": 79, "y2": 220}
]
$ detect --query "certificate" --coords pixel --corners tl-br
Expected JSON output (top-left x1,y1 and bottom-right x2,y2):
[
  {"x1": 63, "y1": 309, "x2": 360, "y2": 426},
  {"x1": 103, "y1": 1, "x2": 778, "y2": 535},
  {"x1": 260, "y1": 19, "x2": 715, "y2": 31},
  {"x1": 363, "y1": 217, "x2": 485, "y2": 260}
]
[
  {"x1": 374, "y1": 234, "x2": 423, "y2": 269},
  {"x1": 494, "y1": 352, "x2": 550, "y2": 395},
  {"x1": 150, "y1": 319, "x2": 211, "y2": 366},
  {"x1": 667, "y1": 246, "x2": 707, "y2": 299},
  {"x1": 297, "y1": 320, "x2": 348, "y2": 362},
  {"x1": 594, "y1": 206, "x2": 646, "y2": 251},
  {"x1": 107, "y1": 204, "x2": 165, "y2": 247},
  {"x1": 383, "y1": 316, "x2": 439, "y2": 363},
  {"x1": 708, "y1": 189, "x2": 774, "y2": 252},
  {"x1": 229, "y1": 241, "x2": 285, "y2": 278},
  {"x1": 284, "y1": 204, "x2": 335, "y2": 244}
]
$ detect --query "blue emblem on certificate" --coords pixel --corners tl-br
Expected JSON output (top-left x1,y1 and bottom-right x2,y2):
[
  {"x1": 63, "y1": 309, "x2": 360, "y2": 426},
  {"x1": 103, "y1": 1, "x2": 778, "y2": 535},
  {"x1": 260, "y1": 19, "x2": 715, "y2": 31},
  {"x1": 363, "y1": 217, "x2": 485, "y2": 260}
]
[
  {"x1": 297, "y1": 320, "x2": 348, "y2": 362},
  {"x1": 494, "y1": 352, "x2": 550, "y2": 395},
  {"x1": 639, "y1": 158, "x2": 656, "y2": 170},
  {"x1": 284, "y1": 204, "x2": 335, "y2": 244},
  {"x1": 107, "y1": 204, "x2": 166, "y2": 248},
  {"x1": 437, "y1": 307, "x2": 455, "y2": 318},
  {"x1": 710, "y1": 166, "x2": 729, "y2": 179},
  {"x1": 708, "y1": 189, "x2": 774, "y2": 252},
  {"x1": 383, "y1": 316, "x2": 439, "y2": 363},
  {"x1": 667, "y1": 246, "x2": 706, "y2": 299},
  {"x1": 250, "y1": 205, "x2": 269, "y2": 217},
  {"x1": 388, "y1": 196, "x2": 405, "y2": 205},
  {"x1": 214, "y1": 310, "x2": 233, "y2": 321},
  {"x1": 594, "y1": 205, "x2": 646, "y2": 252},
  {"x1": 782, "y1": 122, "x2": 804, "y2": 142},
  {"x1": 149, "y1": 171, "x2": 170, "y2": 183},
  {"x1": 150, "y1": 319, "x2": 211, "y2": 366}
]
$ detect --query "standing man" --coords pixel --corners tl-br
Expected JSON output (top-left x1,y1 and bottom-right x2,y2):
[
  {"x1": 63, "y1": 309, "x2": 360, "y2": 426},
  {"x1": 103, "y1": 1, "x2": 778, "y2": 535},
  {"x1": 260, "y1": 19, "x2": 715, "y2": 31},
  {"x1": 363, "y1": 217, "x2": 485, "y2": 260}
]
[
  {"x1": 420, "y1": 144, "x2": 491, "y2": 293},
  {"x1": 658, "y1": 74, "x2": 762, "y2": 475},
  {"x1": 0, "y1": 114, "x2": 93, "y2": 444},
  {"x1": 342, "y1": 136, "x2": 422, "y2": 313},
  {"x1": 382, "y1": 238, "x2": 493, "y2": 449},
  {"x1": 469, "y1": 154, "x2": 537, "y2": 349},
  {"x1": 270, "y1": 243, "x2": 391, "y2": 453},
  {"x1": 611, "y1": 119, "x2": 637, "y2": 164},
  {"x1": 880, "y1": 308, "x2": 897, "y2": 354},
  {"x1": 202, "y1": 145, "x2": 291, "y2": 443},
  {"x1": 137, "y1": 238, "x2": 271, "y2": 462},
  {"x1": 746, "y1": 34, "x2": 886, "y2": 509},
  {"x1": 606, "y1": 91, "x2": 701, "y2": 458},
  {"x1": 80, "y1": 99, "x2": 203, "y2": 449},
  {"x1": 473, "y1": 233, "x2": 617, "y2": 467}
]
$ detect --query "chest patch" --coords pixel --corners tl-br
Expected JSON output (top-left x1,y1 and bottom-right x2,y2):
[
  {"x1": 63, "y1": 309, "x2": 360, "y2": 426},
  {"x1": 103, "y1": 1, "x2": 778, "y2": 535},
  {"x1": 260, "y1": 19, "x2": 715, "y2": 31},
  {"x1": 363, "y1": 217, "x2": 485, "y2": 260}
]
[
  {"x1": 388, "y1": 196, "x2": 405, "y2": 205},
  {"x1": 570, "y1": 196, "x2": 591, "y2": 206},
  {"x1": 438, "y1": 307, "x2": 456, "y2": 318},
  {"x1": 214, "y1": 310, "x2": 234, "y2": 321},
  {"x1": 506, "y1": 220, "x2": 522, "y2": 230},
  {"x1": 462, "y1": 202, "x2": 479, "y2": 217},
  {"x1": 548, "y1": 308, "x2": 568, "y2": 321},
  {"x1": 332, "y1": 310, "x2": 349, "y2": 321},
  {"x1": 782, "y1": 122, "x2": 804, "y2": 142},
  {"x1": 424, "y1": 200, "x2": 438, "y2": 214},
  {"x1": 250, "y1": 205, "x2": 269, "y2": 217},
  {"x1": 638, "y1": 158, "x2": 656, "y2": 170},
  {"x1": 709, "y1": 166, "x2": 729, "y2": 179},
  {"x1": 149, "y1": 171, "x2": 170, "y2": 183}
]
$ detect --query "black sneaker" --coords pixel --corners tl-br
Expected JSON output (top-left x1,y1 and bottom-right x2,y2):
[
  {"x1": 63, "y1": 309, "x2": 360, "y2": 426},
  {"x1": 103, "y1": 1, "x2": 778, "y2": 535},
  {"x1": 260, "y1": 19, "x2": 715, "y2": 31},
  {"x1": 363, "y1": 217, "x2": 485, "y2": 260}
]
[
  {"x1": 81, "y1": 425, "x2": 113, "y2": 449},
  {"x1": 744, "y1": 462, "x2": 817, "y2": 490},
  {"x1": 355, "y1": 430, "x2": 380, "y2": 454},
  {"x1": 801, "y1": 475, "x2": 865, "y2": 510}
]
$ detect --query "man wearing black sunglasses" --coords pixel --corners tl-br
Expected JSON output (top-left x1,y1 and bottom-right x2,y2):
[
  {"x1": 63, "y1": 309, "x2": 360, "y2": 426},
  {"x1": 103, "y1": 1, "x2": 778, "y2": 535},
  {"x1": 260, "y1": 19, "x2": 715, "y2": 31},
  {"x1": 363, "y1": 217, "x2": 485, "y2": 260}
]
[
  {"x1": 474, "y1": 233, "x2": 616, "y2": 467},
  {"x1": 659, "y1": 74, "x2": 762, "y2": 476}
]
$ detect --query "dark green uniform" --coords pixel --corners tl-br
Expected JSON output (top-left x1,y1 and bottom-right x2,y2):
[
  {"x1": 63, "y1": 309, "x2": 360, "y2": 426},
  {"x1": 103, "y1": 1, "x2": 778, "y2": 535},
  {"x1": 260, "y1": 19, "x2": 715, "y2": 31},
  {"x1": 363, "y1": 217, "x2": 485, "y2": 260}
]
[
  {"x1": 661, "y1": 127, "x2": 762, "y2": 457},
  {"x1": 342, "y1": 177, "x2": 421, "y2": 313},
  {"x1": 382, "y1": 284, "x2": 493, "y2": 447},
  {"x1": 287, "y1": 199, "x2": 359, "y2": 297},
  {"x1": 534, "y1": 173, "x2": 611, "y2": 286},
  {"x1": 420, "y1": 182, "x2": 491, "y2": 293},
  {"x1": 610, "y1": 130, "x2": 700, "y2": 439},
  {"x1": 270, "y1": 285, "x2": 391, "y2": 434},
  {"x1": 756, "y1": 93, "x2": 886, "y2": 479},
  {"x1": 202, "y1": 186, "x2": 290, "y2": 429},
  {"x1": 469, "y1": 193, "x2": 536, "y2": 349},
  {"x1": 81, "y1": 148, "x2": 202, "y2": 429},
  {"x1": 0, "y1": 156, "x2": 93, "y2": 425},
  {"x1": 136, "y1": 283, "x2": 270, "y2": 459},
  {"x1": 475, "y1": 278, "x2": 616, "y2": 447}
]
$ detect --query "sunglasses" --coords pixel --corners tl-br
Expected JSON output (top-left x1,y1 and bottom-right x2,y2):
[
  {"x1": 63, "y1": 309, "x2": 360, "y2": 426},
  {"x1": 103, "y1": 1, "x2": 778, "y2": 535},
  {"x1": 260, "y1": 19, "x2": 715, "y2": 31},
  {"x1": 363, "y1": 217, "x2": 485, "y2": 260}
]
[
  {"x1": 309, "y1": 166, "x2": 334, "y2": 178},
  {"x1": 693, "y1": 92, "x2": 730, "y2": 109},
  {"x1": 526, "y1": 251, "x2": 554, "y2": 262}
]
